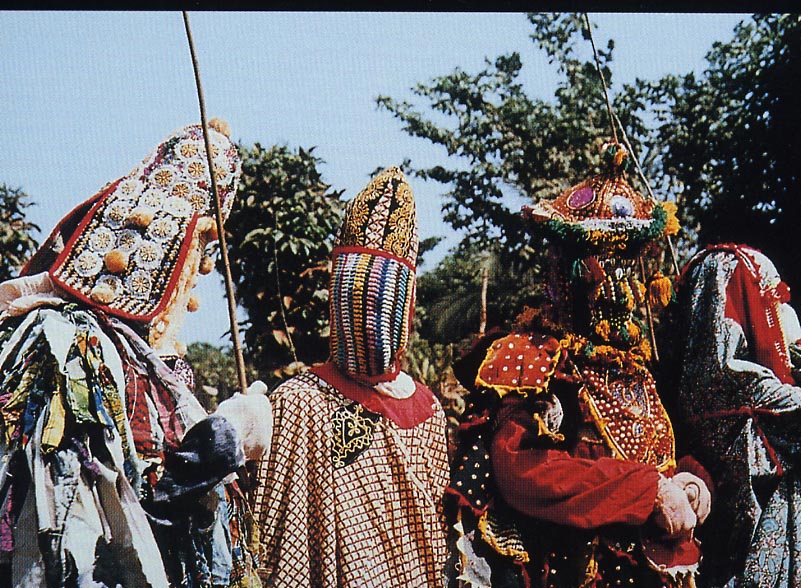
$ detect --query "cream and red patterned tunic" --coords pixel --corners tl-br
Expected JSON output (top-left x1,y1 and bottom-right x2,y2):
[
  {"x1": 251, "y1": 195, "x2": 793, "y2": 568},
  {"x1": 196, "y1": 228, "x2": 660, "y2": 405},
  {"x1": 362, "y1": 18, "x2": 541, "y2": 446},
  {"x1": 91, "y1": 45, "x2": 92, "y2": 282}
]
[{"x1": 253, "y1": 370, "x2": 449, "y2": 588}]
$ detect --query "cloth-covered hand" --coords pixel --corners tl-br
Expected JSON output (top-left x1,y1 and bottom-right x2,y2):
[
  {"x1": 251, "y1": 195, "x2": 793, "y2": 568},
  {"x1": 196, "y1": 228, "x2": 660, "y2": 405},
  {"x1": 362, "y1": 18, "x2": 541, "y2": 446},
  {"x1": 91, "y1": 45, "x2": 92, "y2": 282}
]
[
  {"x1": 672, "y1": 472, "x2": 711, "y2": 525},
  {"x1": 652, "y1": 475, "x2": 697, "y2": 538},
  {"x1": 214, "y1": 380, "x2": 273, "y2": 461}
]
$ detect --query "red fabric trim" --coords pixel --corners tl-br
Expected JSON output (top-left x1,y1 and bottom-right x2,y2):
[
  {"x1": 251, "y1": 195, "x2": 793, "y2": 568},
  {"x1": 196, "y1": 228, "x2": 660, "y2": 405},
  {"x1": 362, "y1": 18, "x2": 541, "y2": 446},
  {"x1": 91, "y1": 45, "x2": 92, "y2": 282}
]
[
  {"x1": 675, "y1": 455, "x2": 713, "y2": 504},
  {"x1": 692, "y1": 406, "x2": 784, "y2": 476},
  {"x1": 458, "y1": 411, "x2": 491, "y2": 432},
  {"x1": 338, "y1": 359, "x2": 402, "y2": 385},
  {"x1": 678, "y1": 242, "x2": 748, "y2": 287},
  {"x1": 332, "y1": 245, "x2": 416, "y2": 272},
  {"x1": 48, "y1": 182, "x2": 200, "y2": 323},
  {"x1": 443, "y1": 486, "x2": 492, "y2": 516},
  {"x1": 22, "y1": 183, "x2": 114, "y2": 276},
  {"x1": 724, "y1": 248, "x2": 794, "y2": 385},
  {"x1": 310, "y1": 362, "x2": 436, "y2": 429},
  {"x1": 640, "y1": 533, "x2": 702, "y2": 570},
  {"x1": 491, "y1": 405, "x2": 661, "y2": 529}
]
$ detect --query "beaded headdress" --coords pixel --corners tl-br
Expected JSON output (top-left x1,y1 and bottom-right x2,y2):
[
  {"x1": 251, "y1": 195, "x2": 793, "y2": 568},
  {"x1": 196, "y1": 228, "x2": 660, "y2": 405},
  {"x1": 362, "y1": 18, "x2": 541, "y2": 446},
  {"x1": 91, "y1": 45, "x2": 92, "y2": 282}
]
[
  {"x1": 524, "y1": 141, "x2": 678, "y2": 254},
  {"x1": 329, "y1": 166, "x2": 418, "y2": 383},
  {"x1": 23, "y1": 121, "x2": 240, "y2": 349},
  {"x1": 522, "y1": 141, "x2": 679, "y2": 348}
]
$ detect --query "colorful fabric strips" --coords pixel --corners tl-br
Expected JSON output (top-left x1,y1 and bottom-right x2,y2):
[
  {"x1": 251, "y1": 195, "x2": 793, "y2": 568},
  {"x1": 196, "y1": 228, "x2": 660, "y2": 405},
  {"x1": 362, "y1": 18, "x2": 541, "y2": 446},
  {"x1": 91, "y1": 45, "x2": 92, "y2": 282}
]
[{"x1": 0, "y1": 303, "x2": 206, "y2": 576}]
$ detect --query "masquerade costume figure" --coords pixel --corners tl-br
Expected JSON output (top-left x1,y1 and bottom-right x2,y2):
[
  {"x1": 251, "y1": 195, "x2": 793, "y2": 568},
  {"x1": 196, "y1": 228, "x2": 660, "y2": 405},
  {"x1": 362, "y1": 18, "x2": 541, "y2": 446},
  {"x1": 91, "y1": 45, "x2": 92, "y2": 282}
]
[
  {"x1": 446, "y1": 143, "x2": 710, "y2": 588},
  {"x1": 253, "y1": 167, "x2": 449, "y2": 588},
  {"x1": 146, "y1": 383, "x2": 271, "y2": 588},
  {"x1": 674, "y1": 244, "x2": 801, "y2": 588},
  {"x1": 0, "y1": 120, "x2": 260, "y2": 587}
]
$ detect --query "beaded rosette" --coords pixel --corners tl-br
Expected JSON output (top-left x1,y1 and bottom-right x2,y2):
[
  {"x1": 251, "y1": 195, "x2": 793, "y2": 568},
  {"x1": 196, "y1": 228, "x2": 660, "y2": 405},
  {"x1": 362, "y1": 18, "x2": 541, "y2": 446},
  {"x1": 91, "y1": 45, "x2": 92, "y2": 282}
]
[
  {"x1": 39, "y1": 124, "x2": 240, "y2": 322},
  {"x1": 330, "y1": 167, "x2": 418, "y2": 382}
]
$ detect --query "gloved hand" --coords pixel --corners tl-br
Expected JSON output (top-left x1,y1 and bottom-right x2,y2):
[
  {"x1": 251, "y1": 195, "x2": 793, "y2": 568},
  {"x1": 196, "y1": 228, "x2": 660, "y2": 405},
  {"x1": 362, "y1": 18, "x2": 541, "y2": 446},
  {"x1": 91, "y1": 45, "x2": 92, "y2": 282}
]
[
  {"x1": 672, "y1": 472, "x2": 711, "y2": 525},
  {"x1": 652, "y1": 475, "x2": 697, "y2": 538},
  {"x1": 214, "y1": 380, "x2": 273, "y2": 461}
]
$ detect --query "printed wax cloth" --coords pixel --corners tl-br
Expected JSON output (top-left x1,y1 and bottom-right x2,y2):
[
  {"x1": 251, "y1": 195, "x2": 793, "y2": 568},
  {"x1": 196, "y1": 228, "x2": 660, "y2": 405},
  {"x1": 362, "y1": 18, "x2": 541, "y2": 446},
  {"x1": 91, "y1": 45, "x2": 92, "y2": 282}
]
[{"x1": 252, "y1": 370, "x2": 449, "y2": 588}]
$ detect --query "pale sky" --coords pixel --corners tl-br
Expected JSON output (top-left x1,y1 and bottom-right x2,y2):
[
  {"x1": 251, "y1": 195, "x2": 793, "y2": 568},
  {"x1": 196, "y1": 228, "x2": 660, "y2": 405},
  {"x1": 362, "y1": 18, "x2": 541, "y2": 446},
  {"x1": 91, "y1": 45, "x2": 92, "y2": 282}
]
[{"x1": 0, "y1": 11, "x2": 745, "y2": 346}]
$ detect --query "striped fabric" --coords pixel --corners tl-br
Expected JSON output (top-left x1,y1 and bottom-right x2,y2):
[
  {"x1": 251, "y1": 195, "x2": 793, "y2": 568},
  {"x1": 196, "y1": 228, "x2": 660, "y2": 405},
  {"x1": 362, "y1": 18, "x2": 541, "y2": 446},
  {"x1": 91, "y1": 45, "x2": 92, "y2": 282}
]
[{"x1": 330, "y1": 248, "x2": 415, "y2": 378}]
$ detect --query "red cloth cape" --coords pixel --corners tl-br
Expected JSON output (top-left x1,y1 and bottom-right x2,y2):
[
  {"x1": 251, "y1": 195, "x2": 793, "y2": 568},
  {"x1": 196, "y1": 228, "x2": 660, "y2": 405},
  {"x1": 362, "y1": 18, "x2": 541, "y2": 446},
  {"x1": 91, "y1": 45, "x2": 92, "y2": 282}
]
[{"x1": 311, "y1": 362, "x2": 437, "y2": 429}]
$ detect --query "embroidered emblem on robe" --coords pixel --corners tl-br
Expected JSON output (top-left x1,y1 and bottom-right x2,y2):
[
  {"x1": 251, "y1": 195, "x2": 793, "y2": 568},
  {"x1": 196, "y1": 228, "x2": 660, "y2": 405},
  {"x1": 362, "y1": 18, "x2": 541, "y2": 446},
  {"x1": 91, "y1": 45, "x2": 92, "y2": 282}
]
[{"x1": 331, "y1": 402, "x2": 380, "y2": 468}]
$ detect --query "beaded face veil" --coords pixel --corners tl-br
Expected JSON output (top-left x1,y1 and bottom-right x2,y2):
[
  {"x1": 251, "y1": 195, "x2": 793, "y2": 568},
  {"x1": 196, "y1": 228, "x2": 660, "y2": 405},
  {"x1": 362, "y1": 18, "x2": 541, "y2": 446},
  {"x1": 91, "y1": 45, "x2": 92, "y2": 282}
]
[
  {"x1": 330, "y1": 167, "x2": 418, "y2": 383},
  {"x1": 23, "y1": 120, "x2": 241, "y2": 354},
  {"x1": 524, "y1": 141, "x2": 679, "y2": 348}
]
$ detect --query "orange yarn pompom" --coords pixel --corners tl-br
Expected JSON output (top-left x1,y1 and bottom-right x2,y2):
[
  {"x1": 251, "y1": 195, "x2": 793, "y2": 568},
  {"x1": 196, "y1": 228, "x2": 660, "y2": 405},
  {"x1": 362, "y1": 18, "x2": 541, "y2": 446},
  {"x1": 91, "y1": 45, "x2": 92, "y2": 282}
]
[
  {"x1": 104, "y1": 250, "x2": 129, "y2": 274},
  {"x1": 626, "y1": 321, "x2": 641, "y2": 342},
  {"x1": 649, "y1": 274, "x2": 674, "y2": 309},
  {"x1": 613, "y1": 148, "x2": 626, "y2": 168},
  {"x1": 208, "y1": 117, "x2": 231, "y2": 137},
  {"x1": 90, "y1": 283, "x2": 116, "y2": 304},
  {"x1": 661, "y1": 202, "x2": 680, "y2": 236},
  {"x1": 595, "y1": 320, "x2": 611, "y2": 340},
  {"x1": 199, "y1": 256, "x2": 215, "y2": 275},
  {"x1": 127, "y1": 207, "x2": 154, "y2": 228},
  {"x1": 197, "y1": 217, "x2": 219, "y2": 241}
]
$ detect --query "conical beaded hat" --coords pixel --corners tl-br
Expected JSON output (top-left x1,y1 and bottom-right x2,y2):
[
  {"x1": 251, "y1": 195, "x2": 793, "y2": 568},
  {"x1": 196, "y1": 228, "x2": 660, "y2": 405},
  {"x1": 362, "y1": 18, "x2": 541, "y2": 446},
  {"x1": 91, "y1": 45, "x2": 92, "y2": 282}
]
[
  {"x1": 28, "y1": 122, "x2": 240, "y2": 321},
  {"x1": 335, "y1": 166, "x2": 418, "y2": 268},
  {"x1": 523, "y1": 142, "x2": 677, "y2": 252}
]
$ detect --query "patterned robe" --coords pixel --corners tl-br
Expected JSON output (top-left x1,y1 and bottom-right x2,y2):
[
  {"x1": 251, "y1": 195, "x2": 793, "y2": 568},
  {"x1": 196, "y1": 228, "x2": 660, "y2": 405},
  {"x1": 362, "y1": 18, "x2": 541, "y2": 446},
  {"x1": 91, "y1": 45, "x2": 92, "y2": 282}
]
[
  {"x1": 676, "y1": 247, "x2": 801, "y2": 588},
  {"x1": 253, "y1": 368, "x2": 449, "y2": 588}
]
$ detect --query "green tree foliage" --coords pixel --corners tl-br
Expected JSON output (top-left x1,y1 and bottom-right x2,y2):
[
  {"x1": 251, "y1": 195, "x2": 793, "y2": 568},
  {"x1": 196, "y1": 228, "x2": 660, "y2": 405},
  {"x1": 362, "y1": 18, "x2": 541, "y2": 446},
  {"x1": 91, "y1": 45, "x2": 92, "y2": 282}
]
[
  {"x1": 403, "y1": 332, "x2": 466, "y2": 459},
  {"x1": 223, "y1": 144, "x2": 344, "y2": 374},
  {"x1": 646, "y1": 14, "x2": 801, "y2": 294},
  {"x1": 416, "y1": 247, "x2": 543, "y2": 344},
  {"x1": 185, "y1": 342, "x2": 259, "y2": 409},
  {"x1": 377, "y1": 14, "x2": 652, "y2": 336},
  {"x1": 0, "y1": 185, "x2": 38, "y2": 282},
  {"x1": 378, "y1": 14, "x2": 654, "y2": 252}
]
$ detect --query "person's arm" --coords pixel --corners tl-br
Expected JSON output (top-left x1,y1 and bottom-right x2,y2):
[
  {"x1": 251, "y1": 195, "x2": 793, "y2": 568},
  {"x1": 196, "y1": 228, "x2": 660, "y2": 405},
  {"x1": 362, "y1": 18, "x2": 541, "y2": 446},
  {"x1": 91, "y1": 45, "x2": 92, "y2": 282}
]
[{"x1": 491, "y1": 396, "x2": 661, "y2": 529}]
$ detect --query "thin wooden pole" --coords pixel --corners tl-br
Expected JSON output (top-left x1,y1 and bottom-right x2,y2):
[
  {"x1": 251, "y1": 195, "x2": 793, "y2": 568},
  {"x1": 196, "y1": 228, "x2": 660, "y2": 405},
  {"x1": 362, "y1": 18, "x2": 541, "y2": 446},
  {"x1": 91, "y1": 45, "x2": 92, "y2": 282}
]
[
  {"x1": 613, "y1": 113, "x2": 682, "y2": 279},
  {"x1": 639, "y1": 256, "x2": 660, "y2": 362},
  {"x1": 182, "y1": 12, "x2": 248, "y2": 395},
  {"x1": 583, "y1": 13, "x2": 618, "y2": 143},
  {"x1": 583, "y1": 13, "x2": 682, "y2": 280},
  {"x1": 479, "y1": 266, "x2": 488, "y2": 336}
]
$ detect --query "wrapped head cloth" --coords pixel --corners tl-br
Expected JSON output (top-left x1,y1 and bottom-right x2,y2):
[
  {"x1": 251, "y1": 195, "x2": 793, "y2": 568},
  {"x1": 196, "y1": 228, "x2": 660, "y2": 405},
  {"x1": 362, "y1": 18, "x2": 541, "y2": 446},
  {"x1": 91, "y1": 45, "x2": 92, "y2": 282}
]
[{"x1": 330, "y1": 166, "x2": 418, "y2": 383}]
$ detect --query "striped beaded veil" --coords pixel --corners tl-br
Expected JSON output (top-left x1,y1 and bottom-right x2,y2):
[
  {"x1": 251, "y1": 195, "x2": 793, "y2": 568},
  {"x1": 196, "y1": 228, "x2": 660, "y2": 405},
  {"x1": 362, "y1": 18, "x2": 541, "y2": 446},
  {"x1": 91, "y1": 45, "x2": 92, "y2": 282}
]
[{"x1": 330, "y1": 167, "x2": 418, "y2": 383}]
